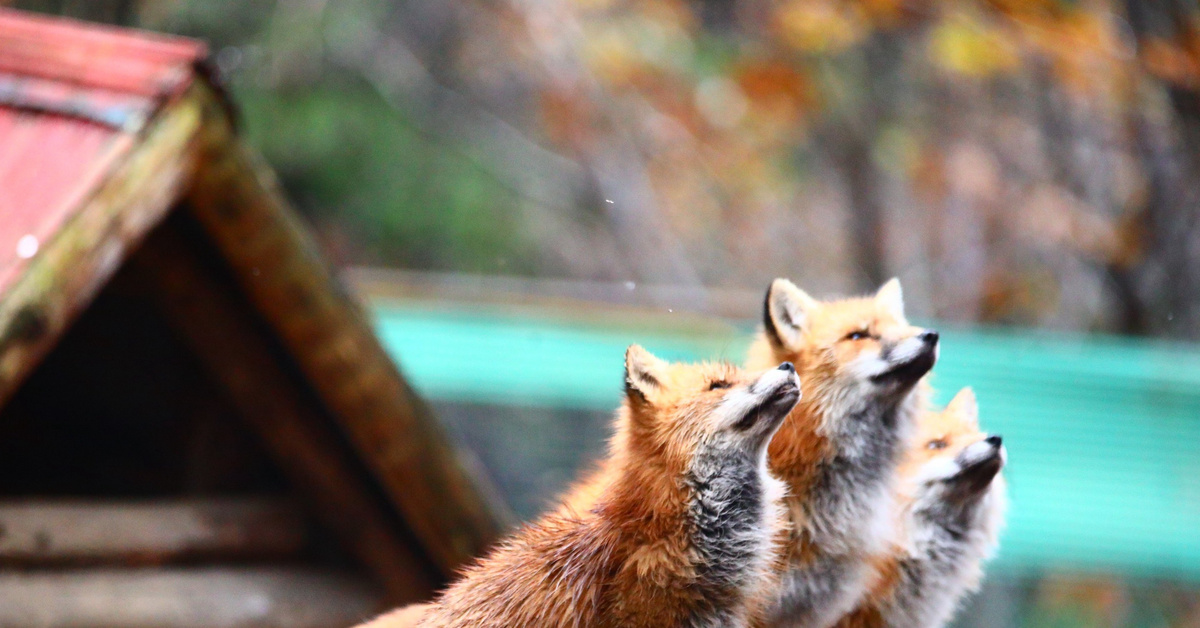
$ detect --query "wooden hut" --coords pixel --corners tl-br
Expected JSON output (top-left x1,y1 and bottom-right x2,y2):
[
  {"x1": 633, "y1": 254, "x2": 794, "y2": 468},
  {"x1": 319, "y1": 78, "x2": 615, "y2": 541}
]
[{"x1": 0, "y1": 9, "x2": 501, "y2": 626}]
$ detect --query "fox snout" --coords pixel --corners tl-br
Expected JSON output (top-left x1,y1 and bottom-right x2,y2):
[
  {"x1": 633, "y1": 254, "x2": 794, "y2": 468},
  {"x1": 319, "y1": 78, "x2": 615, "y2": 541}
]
[
  {"x1": 871, "y1": 328, "x2": 939, "y2": 386},
  {"x1": 731, "y1": 363, "x2": 801, "y2": 434},
  {"x1": 949, "y1": 435, "x2": 1005, "y2": 497},
  {"x1": 753, "y1": 362, "x2": 799, "y2": 394},
  {"x1": 959, "y1": 434, "x2": 1004, "y2": 466},
  {"x1": 758, "y1": 362, "x2": 801, "y2": 408}
]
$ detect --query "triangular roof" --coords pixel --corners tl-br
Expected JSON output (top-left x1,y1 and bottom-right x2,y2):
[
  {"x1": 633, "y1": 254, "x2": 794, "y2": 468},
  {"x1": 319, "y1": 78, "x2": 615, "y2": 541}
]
[{"x1": 0, "y1": 8, "x2": 501, "y2": 600}]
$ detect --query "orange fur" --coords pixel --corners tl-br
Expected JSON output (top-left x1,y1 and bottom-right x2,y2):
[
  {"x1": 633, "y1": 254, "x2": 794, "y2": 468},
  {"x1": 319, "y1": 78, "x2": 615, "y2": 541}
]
[
  {"x1": 830, "y1": 388, "x2": 1003, "y2": 628},
  {"x1": 894, "y1": 389, "x2": 989, "y2": 489},
  {"x1": 744, "y1": 288, "x2": 931, "y2": 575},
  {"x1": 386, "y1": 348, "x2": 793, "y2": 628},
  {"x1": 561, "y1": 283, "x2": 934, "y2": 628}
]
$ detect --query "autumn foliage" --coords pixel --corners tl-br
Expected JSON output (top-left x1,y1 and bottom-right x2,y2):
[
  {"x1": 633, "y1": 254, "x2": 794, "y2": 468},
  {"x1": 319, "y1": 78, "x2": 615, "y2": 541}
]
[{"x1": 29, "y1": 0, "x2": 1200, "y2": 334}]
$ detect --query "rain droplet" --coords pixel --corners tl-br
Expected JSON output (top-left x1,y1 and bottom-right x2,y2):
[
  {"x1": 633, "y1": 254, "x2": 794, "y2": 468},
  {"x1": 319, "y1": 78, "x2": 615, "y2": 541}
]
[
  {"x1": 667, "y1": 308, "x2": 674, "y2": 313},
  {"x1": 605, "y1": 199, "x2": 614, "y2": 204},
  {"x1": 624, "y1": 281, "x2": 636, "y2": 291},
  {"x1": 15, "y1": 235, "x2": 38, "y2": 259}
]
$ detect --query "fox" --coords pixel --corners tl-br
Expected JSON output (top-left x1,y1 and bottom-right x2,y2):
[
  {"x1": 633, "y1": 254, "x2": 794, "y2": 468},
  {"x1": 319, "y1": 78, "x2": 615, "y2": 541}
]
[
  {"x1": 835, "y1": 388, "x2": 1007, "y2": 628},
  {"x1": 361, "y1": 346, "x2": 801, "y2": 628},
  {"x1": 744, "y1": 278, "x2": 939, "y2": 628}
]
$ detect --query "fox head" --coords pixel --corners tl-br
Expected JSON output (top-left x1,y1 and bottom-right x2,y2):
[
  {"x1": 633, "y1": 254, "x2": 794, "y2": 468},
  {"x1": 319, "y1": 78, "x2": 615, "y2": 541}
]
[
  {"x1": 758, "y1": 278, "x2": 938, "y2": 405},
  {"x1": 616, "y1": 346, "x2": 800, "y2": 603},
  {"x1": 620, "y1": 345, "x2": 802, "y2": 466},
  {"x1": 902, "y1": 388, "x2": 1006, "y2": 520}
]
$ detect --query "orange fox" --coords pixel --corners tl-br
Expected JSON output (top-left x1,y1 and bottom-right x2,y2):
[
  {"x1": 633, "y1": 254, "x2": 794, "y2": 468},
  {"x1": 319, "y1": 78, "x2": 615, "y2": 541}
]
[
  {"x1": 363, "y1": 346, "x2": 801, "y2": 628},
  {"x1": 835, "y1": 388, "x2": 1007, "y2": 628},
  {"x1": 745, "y1": 278, "x2": 938, "y2": 628}
]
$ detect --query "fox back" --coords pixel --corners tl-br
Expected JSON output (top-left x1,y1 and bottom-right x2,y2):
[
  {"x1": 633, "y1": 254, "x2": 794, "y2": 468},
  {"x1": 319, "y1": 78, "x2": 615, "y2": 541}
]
[
  {"x1": 746, "y1": 279, "x2": 938, "y2": 628},
  {"x1": 410, "y1": 347, "x2": 801, "y2": 628}
]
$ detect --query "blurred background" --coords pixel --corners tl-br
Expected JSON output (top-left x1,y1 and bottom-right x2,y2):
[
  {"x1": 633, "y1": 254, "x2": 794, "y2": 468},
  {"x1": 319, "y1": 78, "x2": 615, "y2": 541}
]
[{"x1": 9, "y1": 0, "x2": 1200, "y2": 625}]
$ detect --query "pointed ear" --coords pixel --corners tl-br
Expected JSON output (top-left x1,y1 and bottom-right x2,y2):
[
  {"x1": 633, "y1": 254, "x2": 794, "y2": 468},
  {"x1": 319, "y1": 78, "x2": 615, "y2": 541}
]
[
  {"x1": 625, "y1": 345, "x2": 666, "y2": 404},
  {"x1": 764, "y1": 278, "x2": 818, "y2": 350},
  {"x1": 875, "y1": 278, "x2": 905, "y2": 320},
  {"x1": 945, "y1": 387, "x2": 979, "y2": 428}
]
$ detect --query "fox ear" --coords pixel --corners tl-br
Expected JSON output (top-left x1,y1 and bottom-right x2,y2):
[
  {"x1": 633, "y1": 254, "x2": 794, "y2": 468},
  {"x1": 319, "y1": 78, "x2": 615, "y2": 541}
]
[
  {"x1": 945, "y1": 387, "x2": 979, "y2": 427},
  {"x1": 625, "y1": 345, "x2": 666, "y2": 405},
  {"x1": 875, "y1": 278, "x2": 905, "y2": 320},
  {"x1": 764, "y1": 278, "x2": 818, "y2": 350}
]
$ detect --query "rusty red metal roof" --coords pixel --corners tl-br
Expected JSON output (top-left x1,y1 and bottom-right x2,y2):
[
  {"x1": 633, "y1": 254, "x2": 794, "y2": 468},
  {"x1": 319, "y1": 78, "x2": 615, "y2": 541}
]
[{"x1": 0, "y1": 8, "x2": 206, "y2": 297}]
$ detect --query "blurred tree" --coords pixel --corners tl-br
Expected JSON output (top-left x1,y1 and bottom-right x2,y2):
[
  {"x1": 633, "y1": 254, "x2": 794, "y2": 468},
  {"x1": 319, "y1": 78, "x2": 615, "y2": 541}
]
[{"x1": 13, "y1": 0, "x2": 1200, "y2": 336}]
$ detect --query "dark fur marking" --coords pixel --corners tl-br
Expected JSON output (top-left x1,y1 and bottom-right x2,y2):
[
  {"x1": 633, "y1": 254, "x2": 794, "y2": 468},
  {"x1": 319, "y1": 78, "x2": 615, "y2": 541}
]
[
  {"x1": 732, "y1": 410, "x2": 763, "y2": 432},
  {"x1": 814, "y1": 402, "x2": 902, "y2": 501},
  {"x1": 763, "y1": 284, "x2": 786, "y2": 349},
  {"x1": 624, "y1": 364, "x2": 659, "y2": 404},
  {"x1": 871, "y1": 345, "x2": 936, "y2": 386},
  {"x1": 892, "y1": 507, "x2": 972, "y2": 607},
  {"x1": 624, "y1": 378, "x2": 649, "y2": 404},
  {"x1": 686, "y1": 446, "x2": 767, "y2": 625}
]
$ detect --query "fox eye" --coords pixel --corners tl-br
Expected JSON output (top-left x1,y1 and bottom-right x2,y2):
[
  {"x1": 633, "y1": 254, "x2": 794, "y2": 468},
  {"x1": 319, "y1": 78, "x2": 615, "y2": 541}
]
[
  {"x1": 926, "y1": 438, "x2": 948, "y2": 450},
  {"x1": 708, "y1": 380, "x2": 732, "y2": 391},
  {"x1": 844, "y1": 329, "x2": 870, "y2": 341}
]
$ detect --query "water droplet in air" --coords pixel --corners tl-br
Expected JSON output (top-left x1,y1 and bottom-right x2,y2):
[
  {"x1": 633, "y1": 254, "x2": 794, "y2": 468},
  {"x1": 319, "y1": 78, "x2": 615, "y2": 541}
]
[{"x1": 624, "y1": 281, "x2": 636, "y2": 290}]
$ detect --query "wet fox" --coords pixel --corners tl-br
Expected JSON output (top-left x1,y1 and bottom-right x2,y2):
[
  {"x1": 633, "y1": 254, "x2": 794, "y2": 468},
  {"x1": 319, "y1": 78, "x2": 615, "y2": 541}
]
[
  {"x1": 745, "y1": 278, "x2": 938, "y2": 628},
  {"x1": 364, "y1": 346, "x2": 801, "y2": 628},
  {"x1": 835, "y1": 388, "x2": 1007, "y2": 628}
]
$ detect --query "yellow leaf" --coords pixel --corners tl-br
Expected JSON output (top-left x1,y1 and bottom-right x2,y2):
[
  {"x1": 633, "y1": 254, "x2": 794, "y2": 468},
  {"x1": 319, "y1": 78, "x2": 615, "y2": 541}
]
[
  {"x1": 930, "y1": 14, "x2": 1020, "y2": 78},
  {"x1": 776, "y1": 1, "x2": 867, "y2": 54}
]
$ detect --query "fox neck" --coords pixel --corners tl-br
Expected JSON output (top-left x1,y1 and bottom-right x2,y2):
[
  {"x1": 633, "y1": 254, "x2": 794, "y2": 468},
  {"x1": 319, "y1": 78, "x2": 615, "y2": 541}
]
[
  {"x1": 688, "y1": 442, "x2": 785, "y2": 600},
  {"x1": 816, "y1": 384, "x2": 917, "y2": 549},
  {"x1": 596, "y1": 444, "x2": 782, "y2": 627},
  {"x1": 761, "y1": 384, "x2": 922, "y2": 628},
  {"x1": 771, "y1": 377, "x2": 922, "y2": 543},
  {"x1": 909, "y1": 475, "x2": 1006, "y2": 567},
  {"x1": 885, "y1": 481, "x2": 1006, "y2": 628}
]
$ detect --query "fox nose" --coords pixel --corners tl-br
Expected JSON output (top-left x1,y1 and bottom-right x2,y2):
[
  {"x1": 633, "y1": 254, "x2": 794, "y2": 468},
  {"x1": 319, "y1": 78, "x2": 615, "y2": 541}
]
[
  {"x1": 919, "y1": 330, "x2": 939, "y2": 346},
  {"x1": 777, "y1": 362, "x2": 795, "y2": 373},
  {"x1": 985, "y1": 435, "x2": 1003, "y2": 448}
]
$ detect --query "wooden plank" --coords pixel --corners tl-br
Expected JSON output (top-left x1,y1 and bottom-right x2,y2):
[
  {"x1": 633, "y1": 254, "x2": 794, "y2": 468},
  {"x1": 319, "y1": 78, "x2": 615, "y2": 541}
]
[
  {"x1": 128, "y1": 222, "x2": 438, "y2": 601},
  {"x1": 182, "y1": 81, "x2": 505, "y2": 574},
  {"x1": 0, "y1": 85, "x2": 203, "y2": 409},
  {"x1": 0, "y1": 567, "x2": 384, "y2": 628},
  {"x1": 0, "y1": 498, "x2": 306, "y2": 566}
]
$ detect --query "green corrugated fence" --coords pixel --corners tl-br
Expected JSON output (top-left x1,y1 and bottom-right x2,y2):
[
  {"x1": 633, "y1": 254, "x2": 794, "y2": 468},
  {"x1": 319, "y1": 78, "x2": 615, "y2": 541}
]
[{"x1": 370, "y1": 302, "x2": 1200, "y2": 581}]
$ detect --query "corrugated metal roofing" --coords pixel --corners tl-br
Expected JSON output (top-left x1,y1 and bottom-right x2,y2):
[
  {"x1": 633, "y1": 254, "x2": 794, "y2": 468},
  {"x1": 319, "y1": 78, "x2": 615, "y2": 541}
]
[
  {"x1": 369, "y1": 301, "x2": 1200, "y2": 581},
  {"x1": 0, "y1": 8, "x2": 205, "y2": 297}
]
